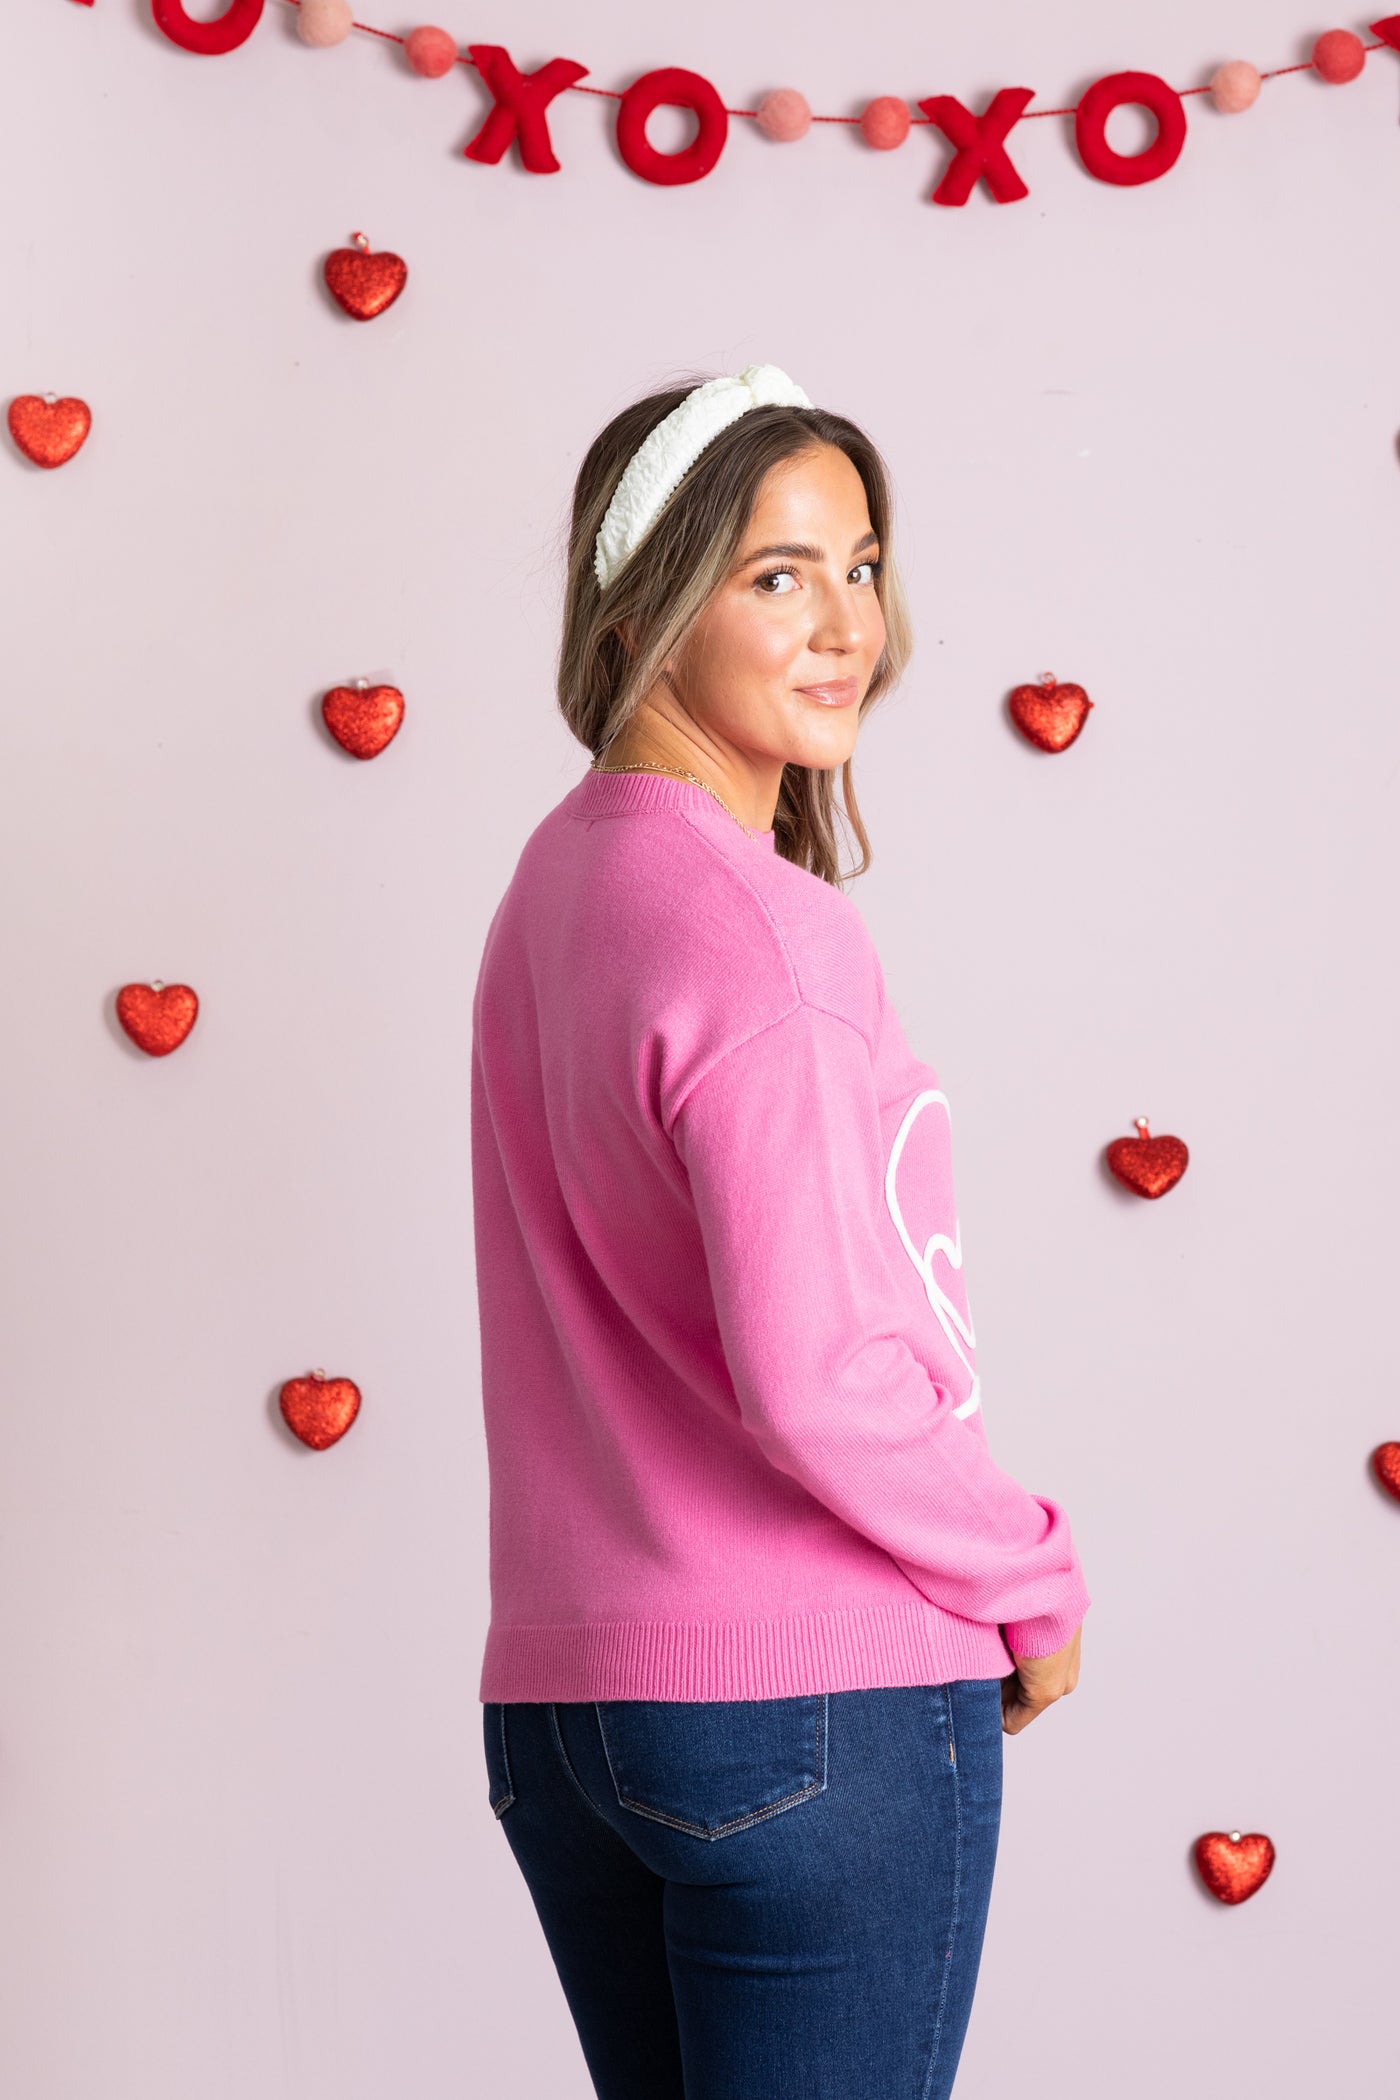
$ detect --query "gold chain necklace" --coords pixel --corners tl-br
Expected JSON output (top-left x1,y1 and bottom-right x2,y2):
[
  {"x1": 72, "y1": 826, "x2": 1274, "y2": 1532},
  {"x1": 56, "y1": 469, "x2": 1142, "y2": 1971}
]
[{"x1": 589, "y1": 758, "x2": 764, "y2": 840}]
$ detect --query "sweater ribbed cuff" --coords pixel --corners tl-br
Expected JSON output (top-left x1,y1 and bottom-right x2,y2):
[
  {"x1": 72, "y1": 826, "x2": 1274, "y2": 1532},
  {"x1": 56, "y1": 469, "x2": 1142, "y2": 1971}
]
[{"x1": 1000, "y1": 1573, "x2": 1091, "y2": 1661}]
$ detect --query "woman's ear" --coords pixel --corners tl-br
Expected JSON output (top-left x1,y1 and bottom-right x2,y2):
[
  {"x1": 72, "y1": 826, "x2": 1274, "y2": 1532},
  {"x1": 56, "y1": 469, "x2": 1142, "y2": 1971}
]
[{"x1": 614, "y1": 616, "x2": 637, "y2": 659}]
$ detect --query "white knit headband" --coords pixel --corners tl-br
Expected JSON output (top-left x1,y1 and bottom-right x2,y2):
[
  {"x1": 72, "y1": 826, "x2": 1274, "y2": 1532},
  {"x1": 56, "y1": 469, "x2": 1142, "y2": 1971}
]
[{"x1": 593, "y1": 362, "x2": 813, "y2": 592}]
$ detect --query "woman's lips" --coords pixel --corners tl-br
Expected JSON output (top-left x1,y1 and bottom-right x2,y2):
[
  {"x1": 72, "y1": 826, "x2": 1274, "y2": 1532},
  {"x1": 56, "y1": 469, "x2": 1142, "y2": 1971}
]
[{"x1": 795, "y1": 678, "x2": 859, "y2": 707}]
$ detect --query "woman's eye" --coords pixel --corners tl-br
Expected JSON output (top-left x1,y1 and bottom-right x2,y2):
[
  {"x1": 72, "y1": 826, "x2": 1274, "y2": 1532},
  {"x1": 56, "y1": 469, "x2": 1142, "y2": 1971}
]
[
  {"x1": 754, "y1": 568, "x2": 799, "y2": 595},
  {"x1": 850, "y1": 560, "x2": 880, "y2": 586}
]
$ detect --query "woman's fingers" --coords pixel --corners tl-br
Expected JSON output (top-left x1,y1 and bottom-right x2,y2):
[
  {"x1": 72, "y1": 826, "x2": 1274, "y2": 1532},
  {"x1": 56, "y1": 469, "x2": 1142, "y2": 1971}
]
[{"x1": 1001, "y1": 1626, "x2": 1082, "y2": 1733}]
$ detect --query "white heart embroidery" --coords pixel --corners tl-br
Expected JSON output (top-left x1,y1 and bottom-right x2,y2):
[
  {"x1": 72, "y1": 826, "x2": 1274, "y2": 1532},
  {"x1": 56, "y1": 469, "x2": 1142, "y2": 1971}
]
[{"x1": 883, "y1": 1089, "x2": 981, "y2": 1419}]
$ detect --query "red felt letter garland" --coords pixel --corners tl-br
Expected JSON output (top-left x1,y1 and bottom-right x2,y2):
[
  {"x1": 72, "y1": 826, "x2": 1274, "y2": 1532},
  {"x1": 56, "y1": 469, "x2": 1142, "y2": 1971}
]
[
  {"x1": 918, "y1": 87, "x2": 1035, "y2": 206},
  {"x1": 151, "y1": 0, "x2": 264, "y2": 56},
  {"x1": 86, "y1": 13, "x2": 1400, "y2": 202},
  {"x1": 1075, "y1": 70, "x2": 1187, "y2": 187},
  {"x1": 463, "y1": 45, "x2": 589, "y2": 174},
  {"x1": 616, "y1": 67, "x2": 729, "y2": 186}
]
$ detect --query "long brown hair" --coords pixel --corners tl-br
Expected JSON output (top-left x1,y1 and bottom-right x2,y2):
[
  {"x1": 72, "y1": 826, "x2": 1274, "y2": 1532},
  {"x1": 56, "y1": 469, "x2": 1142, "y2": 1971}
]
[{"x1": 556, "y1": 375, "x2": 913, "y2": 886}]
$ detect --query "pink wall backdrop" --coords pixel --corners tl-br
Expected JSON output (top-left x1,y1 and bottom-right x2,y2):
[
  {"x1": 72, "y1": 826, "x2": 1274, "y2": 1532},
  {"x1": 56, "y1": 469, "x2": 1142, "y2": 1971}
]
[{"x1": 4, "y1": 3, "x2": 1399, "y2": 2093}]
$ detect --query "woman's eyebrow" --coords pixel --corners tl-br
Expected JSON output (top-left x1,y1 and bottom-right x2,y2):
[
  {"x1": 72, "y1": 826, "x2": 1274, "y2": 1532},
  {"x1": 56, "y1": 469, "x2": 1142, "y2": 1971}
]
[
  {"x1": 742, "y1": 542, "x2": 823, "y2": 564},
  {"x1": 738, "y1": 530, "x2": 880, "y2": 566}
]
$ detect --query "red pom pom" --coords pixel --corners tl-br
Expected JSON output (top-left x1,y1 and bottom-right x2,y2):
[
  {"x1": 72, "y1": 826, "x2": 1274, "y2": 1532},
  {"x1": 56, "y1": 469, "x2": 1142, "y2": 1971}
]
[
  {"x1": 1312, "y1": 29, "x2": 1366, "y2": 82},
  {"x1": 756, "y1": 88, "x2": 811, "y2": 142},
  {"x1": 1208, "y1": 61, "x2": 1261, "y2": 114},
  {"x1": 405, "y1": 25, "x2": 457, "y2": 78},
  {"x1": 297, "y1": 0, "x2": 352, "y2": 47},
  {"x1": 860, "y1": 96, "x2": 911, "y2": 150}
]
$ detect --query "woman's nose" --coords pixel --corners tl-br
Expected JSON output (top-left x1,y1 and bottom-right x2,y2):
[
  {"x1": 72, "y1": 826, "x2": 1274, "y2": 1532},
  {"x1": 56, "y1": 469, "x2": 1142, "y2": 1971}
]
[{"x1": 810, "y1": 587, "x2": 868, "y2": 653}]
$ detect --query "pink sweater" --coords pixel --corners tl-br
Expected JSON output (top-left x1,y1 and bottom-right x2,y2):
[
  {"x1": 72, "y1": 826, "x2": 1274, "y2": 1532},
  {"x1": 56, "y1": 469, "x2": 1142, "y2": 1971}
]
[{"x1": 471, "y1": 765, "x2": 1090, "y2": 1703}]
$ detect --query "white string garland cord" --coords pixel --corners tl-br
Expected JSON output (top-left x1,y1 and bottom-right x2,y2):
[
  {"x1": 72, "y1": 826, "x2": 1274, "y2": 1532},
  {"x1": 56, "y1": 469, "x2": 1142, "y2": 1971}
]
[{"x1": 593, "y1": 363, "x2": 813, "y2": 592}]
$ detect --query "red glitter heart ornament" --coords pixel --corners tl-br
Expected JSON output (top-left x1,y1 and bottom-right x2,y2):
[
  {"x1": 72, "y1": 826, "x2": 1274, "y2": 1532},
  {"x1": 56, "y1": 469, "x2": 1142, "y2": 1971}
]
[
  {"x1": 1194, "y1": 1830, "x2": 1275, "y2": 1904},
  {"x1": 1371, "y1": 1441, "x2": 1400, "y2": 1501},
  {"x1": 1106, "y1": 1116, "x2": 1189, "y2": 1198},
  {"x1": 322, "y1": 680, "x2": 405, "y2": 758},
  {"x1": 323, "y1": 233, "x2": 408, "y2": 320},
  {"x1": 8, "y1": 393, "x2": 92, "y2": 468},
  {"x1": 279, "y1": 1371, "x2": 362, "y2": 1451},
  {"x1": 116, "y1": 980, "x2": 199, "y2": 1056},
  {"x1": 1008, "y1": 671, "x2": 1094, "y2": 753}
]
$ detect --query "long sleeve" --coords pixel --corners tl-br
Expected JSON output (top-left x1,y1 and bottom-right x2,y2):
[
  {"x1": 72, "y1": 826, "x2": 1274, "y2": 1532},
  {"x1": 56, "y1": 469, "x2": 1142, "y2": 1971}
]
[{"x1": 669, "y1": 999, "x2": 1090, "y2": 1659}]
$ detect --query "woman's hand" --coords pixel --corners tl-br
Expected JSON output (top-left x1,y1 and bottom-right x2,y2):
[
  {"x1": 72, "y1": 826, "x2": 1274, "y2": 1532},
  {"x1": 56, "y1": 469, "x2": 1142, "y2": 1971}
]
[{"x1": 1001, "y1": 1625, "x2": 1081, "y2": 1735}]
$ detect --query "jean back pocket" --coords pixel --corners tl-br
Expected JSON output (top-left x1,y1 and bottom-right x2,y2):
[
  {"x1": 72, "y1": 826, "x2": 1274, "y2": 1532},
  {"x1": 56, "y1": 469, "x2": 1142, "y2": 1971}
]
[
  {"x1": 595, "y1": 1692, "x2": 827, "y2": 1841},
  {"x1": 483, "y1": 1702, "x2": 515, "y2": 1818}
]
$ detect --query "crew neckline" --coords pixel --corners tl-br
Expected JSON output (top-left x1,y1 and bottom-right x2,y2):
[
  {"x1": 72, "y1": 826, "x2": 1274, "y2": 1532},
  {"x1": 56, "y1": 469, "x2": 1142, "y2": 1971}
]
[{"x1": 573, "y1": 765, "x2": 778, "y2": 852}]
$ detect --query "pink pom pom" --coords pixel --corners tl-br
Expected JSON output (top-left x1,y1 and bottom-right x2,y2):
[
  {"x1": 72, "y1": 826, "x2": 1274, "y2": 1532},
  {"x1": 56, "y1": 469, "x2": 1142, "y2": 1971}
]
[
  {"x1": 756, "y1": 88, "x2": 812, "y2": 143},
  {"x1": 1313, "y1": 29, "x2": 1366, "y2": 83},
  {"x1": 860, "y1": 96, "x2": 911, "y2": 151},
  {"x1": 1208, "y1": 60, "x2": 1262, "y2": 113},
  {"x1": 296, "y1": 0, "x2": 353, "y2": 46},
  {"x1": 404, "y1": 25, "x2": 457, "y2": 78}
]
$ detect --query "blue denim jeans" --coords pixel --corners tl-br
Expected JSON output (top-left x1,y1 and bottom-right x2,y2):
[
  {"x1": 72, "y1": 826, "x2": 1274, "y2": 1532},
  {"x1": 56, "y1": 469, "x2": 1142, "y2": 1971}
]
[{"x1": 483, "y1": 1679, "x2": 1004, "y2": 2098}]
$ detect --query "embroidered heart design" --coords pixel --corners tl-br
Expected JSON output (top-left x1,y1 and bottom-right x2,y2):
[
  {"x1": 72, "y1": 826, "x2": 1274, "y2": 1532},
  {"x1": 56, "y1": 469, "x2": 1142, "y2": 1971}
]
[
  {"x1": 1106, "y1": 1117, "x2": 1188, "y2": 1198},
  {"x1": 1371, "y1": 1441, "x2": 1400, "y2": 1501},
  {"x1": 1007, "y1": 672, "x2": 1094, "y2": 753},
  {"x1": 116, "y1": 981, "x2": 199, "y2": 1056},
  {"x1": 322, "y1": 681, "x2": 405, "y2": 758},
  {"x1": 1194, "y1": 1830, "x2": 1275, "y2": 1904},
  {"x1": 323, "y1": 237, "x2": 408, "y2": 321},
  {"x1": 884, "y1": 1085, "x2": 981, "y2": 1418},
  {"x1": 8, "y1": 394, "x2": 92, "y2": 468},
  {"x1": 279, "y1": 1372, "x2": 362, "y2": 1450}
]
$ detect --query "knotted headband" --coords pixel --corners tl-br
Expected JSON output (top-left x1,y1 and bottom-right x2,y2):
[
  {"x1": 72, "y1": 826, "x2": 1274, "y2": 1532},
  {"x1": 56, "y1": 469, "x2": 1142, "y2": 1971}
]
[{"x1": 593, "y1": 362, "x2": 814, "y2": 592}]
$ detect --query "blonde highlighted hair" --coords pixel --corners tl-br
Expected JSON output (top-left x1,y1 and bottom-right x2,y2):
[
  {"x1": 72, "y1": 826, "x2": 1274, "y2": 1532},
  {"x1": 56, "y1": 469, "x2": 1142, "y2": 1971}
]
[{"x1": 556, "y1": 375, "x2": 912, "y2": 887}]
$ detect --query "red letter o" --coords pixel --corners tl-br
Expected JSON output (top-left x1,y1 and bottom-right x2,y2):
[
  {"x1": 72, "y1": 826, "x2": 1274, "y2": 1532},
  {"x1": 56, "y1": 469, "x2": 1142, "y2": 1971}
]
[
  {"x1": 1075, "y1": 70, "x2": 1186, "y2": 186},
  {"x1": 616, "y1": 67, "x2": 728, "y2": 186},
  {"x1": 151, "y1": 0, "x2": 264, "y2": 55}
]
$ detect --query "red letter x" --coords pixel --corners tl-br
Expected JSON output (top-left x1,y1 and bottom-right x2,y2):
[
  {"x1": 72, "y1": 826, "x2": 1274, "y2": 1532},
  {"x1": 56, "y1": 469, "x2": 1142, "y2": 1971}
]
[
  {"x1": 464, "y1": 45, "x2": 589, "y2": 175},
  {"x1": 917, "y1": 86, "x2": 1035, "y2": 206}
]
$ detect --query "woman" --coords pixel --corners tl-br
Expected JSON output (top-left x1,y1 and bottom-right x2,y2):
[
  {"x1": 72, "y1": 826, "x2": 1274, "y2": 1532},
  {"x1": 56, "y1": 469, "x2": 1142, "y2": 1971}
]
[{"x1": 470, "y1": 364, "x2": 1089, "y2": 2100}]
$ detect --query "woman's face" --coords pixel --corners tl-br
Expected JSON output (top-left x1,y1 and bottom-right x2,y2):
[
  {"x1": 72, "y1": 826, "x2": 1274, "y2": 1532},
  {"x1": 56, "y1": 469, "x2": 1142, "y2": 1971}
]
[{"x1": 664, "y1": 442, "x2": 887, "y2": 775}]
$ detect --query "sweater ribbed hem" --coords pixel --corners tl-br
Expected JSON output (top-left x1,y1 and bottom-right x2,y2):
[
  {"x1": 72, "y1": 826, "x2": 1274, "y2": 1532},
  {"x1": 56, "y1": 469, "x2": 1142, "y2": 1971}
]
[{"x1": 479, "y1": 1600, "x2": 1017, "y2": 1703}]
